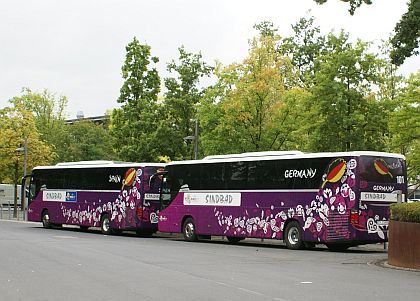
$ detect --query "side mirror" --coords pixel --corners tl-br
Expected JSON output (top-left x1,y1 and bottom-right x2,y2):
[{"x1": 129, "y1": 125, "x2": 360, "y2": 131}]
[{"x1": 149, "y1": 170, "x2": 168, "y2": 187}]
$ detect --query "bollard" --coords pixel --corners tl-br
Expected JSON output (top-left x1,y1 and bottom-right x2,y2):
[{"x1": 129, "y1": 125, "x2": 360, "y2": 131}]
[
  {"x1": 8, "y1": 201, "x2": 11, "y2": 220},
  {"x1": 1, "y1": 204, "x2": 2, "y2": 219},
  {"x1": 17, "y1": 209, "x2": 20, "y2": 221}
]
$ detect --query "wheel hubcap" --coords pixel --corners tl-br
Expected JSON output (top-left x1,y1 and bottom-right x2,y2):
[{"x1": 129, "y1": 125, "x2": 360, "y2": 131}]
[
  {"x1": 288, "y1": 227, "x2": 299, "y2": 245},
  {"x1": 185, "y1": 223, "x2": 194, "y2": 238},
  {"x1": 102, "y1": 218, "x2": 110, "y2": 233},
  {"x1": 43, "y1": 213, "x2": 49, "y2": 225}
]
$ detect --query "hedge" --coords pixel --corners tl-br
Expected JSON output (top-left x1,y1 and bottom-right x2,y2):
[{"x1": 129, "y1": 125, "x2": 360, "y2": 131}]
[{"x1": 390, "y1": 202, "x2": 420, "y2": 223}]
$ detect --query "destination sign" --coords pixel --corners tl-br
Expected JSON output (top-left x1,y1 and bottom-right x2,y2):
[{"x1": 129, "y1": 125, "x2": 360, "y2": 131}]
[
  {"x1": 183, "y1": 192, "x2": 241, "y2": 206},
  {"x1": 360, "y1": 192, "x2": 403, "y2": 203},
  {"x1": 43, "y1": 190, "x2": 66, "y2": 202}
]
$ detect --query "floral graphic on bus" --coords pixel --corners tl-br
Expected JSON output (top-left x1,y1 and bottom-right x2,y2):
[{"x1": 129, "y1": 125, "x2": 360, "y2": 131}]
[
  {"x1": 213, "y1": 158, "x2": 388, "y2": 242},
  {"x1": 59, "y1": 168, "x2": 151, "y2": 228}
]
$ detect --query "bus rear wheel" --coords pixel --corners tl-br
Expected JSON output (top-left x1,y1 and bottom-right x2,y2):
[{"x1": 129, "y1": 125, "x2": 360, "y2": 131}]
[
  {"x1": 41, "y1": 210, "x2": 51, "y2": 229},
  {"x1": 182, "y1": 218, "x2": 198, "y2": 242},
  {"x1": 326, "y1": 243, "x2": 351, "y2": 252},
  {"x1": 284, "y1": 221, "x2": 304, "y2": 250},
  {"x1": 226, "y1": 236, "x2": 244, "y2": 244},
  {"x1": 100, "y1": 214, "x2": 112, "y2": 235}
]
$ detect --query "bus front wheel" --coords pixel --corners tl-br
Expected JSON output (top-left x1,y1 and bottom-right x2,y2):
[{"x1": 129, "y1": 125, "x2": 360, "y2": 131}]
[
  {"x1": 41, "y1": 210, "x2": 51, "y2": 229},
  {"x1": 182, "y1": 218, "x2": 198, "y2": 242},
  {"x1": 100, "y1": 214, "x2": 112, "y2": 235},
  {"x1": 284, "y1": 221, "x2": 304, "y2": 250}
]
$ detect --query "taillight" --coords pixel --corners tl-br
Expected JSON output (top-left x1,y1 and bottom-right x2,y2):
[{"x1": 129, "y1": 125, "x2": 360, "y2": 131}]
[
  {"x1": 136, "y1": 207, "x2": 143, "y2": 219},
  {"x1": 350, "y1": 209, "x2": 359, "y2": 225}
]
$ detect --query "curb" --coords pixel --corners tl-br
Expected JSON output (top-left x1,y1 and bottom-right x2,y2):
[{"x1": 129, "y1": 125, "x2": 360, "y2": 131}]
[{"x1": 373, "y1": 258, "x2": 420, "y2": 273}]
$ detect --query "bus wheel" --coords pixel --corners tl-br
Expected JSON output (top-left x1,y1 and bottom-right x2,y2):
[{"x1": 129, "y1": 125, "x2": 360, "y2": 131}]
[
  {"x1": 41, "y1": 210, "x2": 51, "y2": 229},
  {"x1": 226, "y1": 236, "x2": 243, "y2": 244},
  {"x1": 182, "y1": 218, "x2": 198, "y2": 242},
  {"x1": 284, "y1": 221, "x2": 304, "y2": 250},
  {"x1": 326, "y1": 243, "x2": 350, "y2": 252},
  {"x1": 304, "y1": 242, "x2": 316, "y2": 249},
  {"x1": 100, "y1": 214, "x2": 112, "y2": 235},
  {"x1": 136, "y1": 230, "x2": 153, "y2": 237}
]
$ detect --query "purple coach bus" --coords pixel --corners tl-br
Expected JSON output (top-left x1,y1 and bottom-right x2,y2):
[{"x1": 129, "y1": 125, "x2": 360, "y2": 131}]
[
  {"x1": 157, "y1": 151, "x2": 407, "y2": 251},
  {"x1": 23, "y1": 161, "x2": 164, "y2": 235}
]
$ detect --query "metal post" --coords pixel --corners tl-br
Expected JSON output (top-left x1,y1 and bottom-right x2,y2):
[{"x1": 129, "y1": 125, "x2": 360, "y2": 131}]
[
  {"x1": 194, "y1": 119, "x2": 199, "y2": 160},
  {"x1": 23, "y1": 138, "x2": 27, "y2": 177},
  {"x1": 8, "y1": 201, "x2": 11, "y2": 219},
  {"x1": 1, "y1": 204, "x2": 3, "y2": 219},
  {"x1": 21, "y1": 138, "x2": 28, "y2": 212}
]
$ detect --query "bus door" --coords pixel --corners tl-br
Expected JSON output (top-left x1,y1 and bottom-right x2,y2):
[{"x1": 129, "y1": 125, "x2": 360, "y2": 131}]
[{"x1": 140, "y1": 167, "x2": 164, "y2": 225}]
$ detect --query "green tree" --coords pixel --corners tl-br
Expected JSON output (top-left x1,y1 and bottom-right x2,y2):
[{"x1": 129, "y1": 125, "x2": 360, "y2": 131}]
[
  {"x1": 387, "y1": 71, "x2": 420, "y2": 185},
  {"x1": 390, "y1": 0, "x2": 420, "y2": 65},
  {"x1": 314, "y1": 0, "x2": 420, "y2": 65},
  {"x1": 9, "y1": 88, "x2": 69, "y2": 163},
  {"x1": 163, "y1": 46, "x2": 213, "y2": 159},
  {"x1": 309, "y1": 31, "x2": 386, "y2": 151},
  {"x1": 60, "y1": 120, "x2": 115, "y2": 162},
  {"x1": 199, "y1": 32, "x2": 309, "y2": 155},
  {"x1": 313, "y1": 0, "x2": 372, "y2": 15},
  {"x1": 0, "y1": 103, "x2": 53, "y2": 187},
  {"x1": 279, "y1": 16, "x2": 326, "y2": 87},
  {"x1": 110, "y1": 37, "x2": 161, "y2": 162}
]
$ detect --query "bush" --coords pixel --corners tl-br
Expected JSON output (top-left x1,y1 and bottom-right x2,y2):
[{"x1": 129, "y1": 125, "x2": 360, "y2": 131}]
[{"x1": 390, "y1": 202, "x2": 420, "y2": 223}]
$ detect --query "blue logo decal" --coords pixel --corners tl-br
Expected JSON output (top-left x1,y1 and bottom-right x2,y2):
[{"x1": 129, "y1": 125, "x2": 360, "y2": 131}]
[{"x1": 66, "y1": 191, "x2": 77, "y2": 202}]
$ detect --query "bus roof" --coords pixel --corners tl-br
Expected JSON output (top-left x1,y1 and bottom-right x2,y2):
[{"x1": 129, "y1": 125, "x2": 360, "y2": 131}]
[
  {"x1": 33, "y1": 161, "x2": 165, "y2": 170},
  {"x1": 167, "y1": 151, "x2": 405, "y2": 166},
  {"x1": 203, "y1": 151, "x2": 304, "y2": 160}
]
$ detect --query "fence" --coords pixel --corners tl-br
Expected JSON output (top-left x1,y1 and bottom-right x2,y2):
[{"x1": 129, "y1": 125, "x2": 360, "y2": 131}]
[{"x1": 0, "y1": 202, "x2": 26, "y2": 221}]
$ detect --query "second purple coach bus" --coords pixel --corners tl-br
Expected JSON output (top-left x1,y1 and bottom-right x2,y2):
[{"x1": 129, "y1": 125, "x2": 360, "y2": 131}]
[
  {"x1": 24, "y1": 161, "x2": 164, "y2": 235},
  {"x1": 157, "y1": 151, "x2": 407, "y2": 250}
]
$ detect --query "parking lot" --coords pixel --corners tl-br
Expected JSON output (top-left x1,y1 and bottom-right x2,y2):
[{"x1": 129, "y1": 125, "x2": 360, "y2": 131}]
[{"x1": 0, "y1": 220, "x2": 419, "y2": 301}]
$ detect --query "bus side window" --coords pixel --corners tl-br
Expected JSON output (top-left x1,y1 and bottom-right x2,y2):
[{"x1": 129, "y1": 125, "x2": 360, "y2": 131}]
[
  {"x1": 248, "y1": 160, "x2": 277, "y2": 189},
  {"x1": 201, "y1": 163, "x2": 225, "y2": 190},
  {"x1": 226, "y1": 161, "x2": 247, "y2": 190}
]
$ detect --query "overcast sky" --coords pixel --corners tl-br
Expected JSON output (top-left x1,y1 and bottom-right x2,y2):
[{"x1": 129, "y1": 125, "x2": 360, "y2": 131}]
[{"x1": 1, "y1": 0, "x2": 418, "y2": 118}]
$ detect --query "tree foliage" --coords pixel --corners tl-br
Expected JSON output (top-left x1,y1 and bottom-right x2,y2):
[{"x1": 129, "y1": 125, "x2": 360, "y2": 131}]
[
  {"x1": 199, "y1": 31, "x2": 309, "y2": 155},
  {"x1": 110, "y1": 37, "x2": 161, "y2": 162},
  {"x1": 313, "y1": 0, "x2": 372, "y2": 15},
  {"x1": 390, "y1": 0, "x2": 420, "y2": 65},
  {"x1": 309, "y1": 31, "x2": 386, "y2": 151},
  {"x1": 0, "y1": 103, "x2": 53, "y2": 184},
  {"x1": 387, "y1": 71, "x2": 420, "y2": 184},
  {"x1": 163, "y1": 46, "x2": 213, "y2": 160},
  {"x1": 60, "y1": 120, "x2": 115, "y2": 162},
  {"x1": 280, "y1": 16, "x2": 325, "y2": 87},
  {"x1": 314, "y1": 0, "x2": 420, "y2": 65},
  {"x1": 9, "y1": 88, "x2": 69, "y2": 163}
]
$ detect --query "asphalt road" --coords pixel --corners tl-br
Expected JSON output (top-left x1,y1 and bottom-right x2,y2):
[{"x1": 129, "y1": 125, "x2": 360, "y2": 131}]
[{"x1": 0, "y1": 220, "x2": 419, "y2": 301}]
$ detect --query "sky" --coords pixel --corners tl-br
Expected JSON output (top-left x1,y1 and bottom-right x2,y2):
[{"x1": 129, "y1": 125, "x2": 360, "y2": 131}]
[{"x1": 1, "y1": 0, "x2": 419, "y2": 119}]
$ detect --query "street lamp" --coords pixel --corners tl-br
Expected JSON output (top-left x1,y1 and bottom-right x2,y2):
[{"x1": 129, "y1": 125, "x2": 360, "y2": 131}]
[
  {"x1": 15, "y1": 138, "x2": 28, "y2": 177},
  {"x1": 15, "y1": 138, "x2": 28, "y2": 214},
  {"x1": 183, "y1": 120, "x2": 199, "y2": 160}
]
